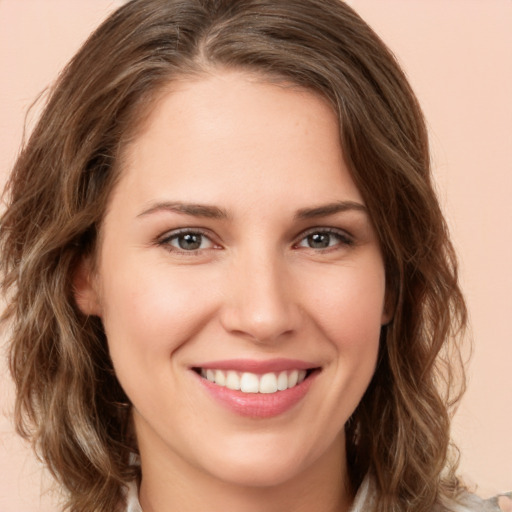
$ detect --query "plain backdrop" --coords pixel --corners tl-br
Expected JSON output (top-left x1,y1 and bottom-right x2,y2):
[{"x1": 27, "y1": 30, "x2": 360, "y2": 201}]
[{"x1": 1, "y1": 1, "x2": 511, "y2": 511}]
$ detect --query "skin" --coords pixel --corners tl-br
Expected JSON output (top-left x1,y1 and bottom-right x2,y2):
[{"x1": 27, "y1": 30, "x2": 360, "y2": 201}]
[{"x1": 75, "y1": 70, "x2": 390, "y2": 512}]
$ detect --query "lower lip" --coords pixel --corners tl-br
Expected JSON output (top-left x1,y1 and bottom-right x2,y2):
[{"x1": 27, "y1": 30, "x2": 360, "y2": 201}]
[{"x1": 195, "y1": 371, "x2": 318, "y2": 418}]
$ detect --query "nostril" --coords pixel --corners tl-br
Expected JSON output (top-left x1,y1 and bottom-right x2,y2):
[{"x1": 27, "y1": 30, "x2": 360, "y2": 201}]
[{"x1": 219, "y1": 275, "x2": 301, "y2": 343}]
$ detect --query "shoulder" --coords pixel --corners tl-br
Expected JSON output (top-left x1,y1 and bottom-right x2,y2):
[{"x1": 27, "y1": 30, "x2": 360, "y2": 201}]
[
  {"x1": 123, "y1": 477, "x2": 511, "y2": 512},
  {"x1": 350, "y1": 476, "x2": 510, "y2": 512},
  {"x1": 441, "y1": 491, "x2": 512, "y2": 512}
]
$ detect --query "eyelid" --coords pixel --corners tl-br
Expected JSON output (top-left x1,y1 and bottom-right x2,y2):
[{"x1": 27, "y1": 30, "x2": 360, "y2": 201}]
[
  {"x1": 157, "y1": 227, "x2": 221, "y2": 253},
  {"x1": 155, "y1": 226, "x2": 354, "y2": 254},
  {"x1": 294, "y1": 226, "x2": 354, "y2": 248}
]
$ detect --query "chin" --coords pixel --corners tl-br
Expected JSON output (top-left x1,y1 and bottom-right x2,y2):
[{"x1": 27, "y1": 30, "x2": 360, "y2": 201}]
[
  {"x1": 209, "y1": 456, "x2": 307, "y2": 488},
  {"x1": 196, "y1": 435, "x2": 327, "y2": 489}
]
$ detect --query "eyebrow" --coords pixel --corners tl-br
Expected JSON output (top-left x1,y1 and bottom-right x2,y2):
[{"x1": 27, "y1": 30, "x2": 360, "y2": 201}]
[
  {"x1": 295, "y1": 201, "x2": 367, "y2": 220},
  {"x1": 137, "y1": 199, "x2": 367, "y2": 221},
  {"x1": 137, "y1": 201, "x2": 229, "y2": 219}
]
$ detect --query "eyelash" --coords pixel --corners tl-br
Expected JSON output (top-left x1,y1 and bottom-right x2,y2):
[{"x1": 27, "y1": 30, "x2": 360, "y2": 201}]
[
  {"x1": 157, "y1": 228, "x2": 218, "y2": 255},
  {"x1": 156, "y1": 227, "x2": 354, "y2": 255},
  {"x1": 293, "y1": 227, "x2": 354, "y2": 251}
]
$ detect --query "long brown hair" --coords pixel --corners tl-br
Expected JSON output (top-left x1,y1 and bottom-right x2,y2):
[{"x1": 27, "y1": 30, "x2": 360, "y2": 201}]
[{"x1": 1, "y1": 1, "x2": 467, "y2": 511}]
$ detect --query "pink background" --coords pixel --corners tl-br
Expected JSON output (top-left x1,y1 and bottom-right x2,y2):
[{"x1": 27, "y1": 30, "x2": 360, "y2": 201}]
[{"x1": 1, "y1": 1, "x2": 510, "y2": 510}]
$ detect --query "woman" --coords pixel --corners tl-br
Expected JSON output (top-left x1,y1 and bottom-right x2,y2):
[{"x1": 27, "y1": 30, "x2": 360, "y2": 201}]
[{"x1": 0, "y1": 1, "x2": 508, "y2": 511}]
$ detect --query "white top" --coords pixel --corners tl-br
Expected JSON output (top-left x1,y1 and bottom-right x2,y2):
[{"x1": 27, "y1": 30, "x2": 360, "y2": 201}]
[{"x1": 124, "y1": 477, "x2": 509, "y2": 511}]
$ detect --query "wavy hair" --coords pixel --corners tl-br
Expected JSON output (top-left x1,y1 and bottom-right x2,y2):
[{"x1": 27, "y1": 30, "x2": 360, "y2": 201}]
[{"x1": 1, "y1": 1, "x2": 467, "y2": 510}]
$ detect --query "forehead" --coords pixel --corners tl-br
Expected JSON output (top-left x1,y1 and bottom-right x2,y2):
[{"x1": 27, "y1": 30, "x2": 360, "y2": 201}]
[{"x1": 113, "y1": 69, "x2": 363, "y2": 214}]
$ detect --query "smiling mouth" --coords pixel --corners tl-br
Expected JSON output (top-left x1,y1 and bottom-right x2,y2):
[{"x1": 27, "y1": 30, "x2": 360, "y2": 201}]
[{"x1": 193, "y1": 368, "x2": 318, "y2": 394}]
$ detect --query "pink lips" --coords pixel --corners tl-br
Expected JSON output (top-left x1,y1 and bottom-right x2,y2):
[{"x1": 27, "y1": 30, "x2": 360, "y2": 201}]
[{"x1": 192, "y1": 358, "x2": 319, "y2": 418}]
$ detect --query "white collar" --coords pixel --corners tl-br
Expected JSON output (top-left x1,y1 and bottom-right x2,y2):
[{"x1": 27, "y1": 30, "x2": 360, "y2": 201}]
[
  {"x1": 123, "y1": 474, "x2": 505, "y2": 511},
  {"x1": 123, "y1": 475, "x2": 373, "y2": 512},
  {"x1": 125, "y1": 479, "x2": 143, "y2": 512}
]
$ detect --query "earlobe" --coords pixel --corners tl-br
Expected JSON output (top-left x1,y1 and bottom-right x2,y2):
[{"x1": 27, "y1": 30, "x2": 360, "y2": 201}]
[
  {"x1": 381, "y1": 289, "x2": 396, "y2": 326},
  {"x1": 381, "y1": 309, "x2": 393, "y2": 326},
  {"x1": 73, "y1": 258, "x2": 102, "y2": 317}
]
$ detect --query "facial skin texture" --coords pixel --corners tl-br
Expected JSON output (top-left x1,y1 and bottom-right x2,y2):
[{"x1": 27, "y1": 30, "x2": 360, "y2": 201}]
[{"x1": 76, "y1": 70, "x2": 390, "y2": 512}]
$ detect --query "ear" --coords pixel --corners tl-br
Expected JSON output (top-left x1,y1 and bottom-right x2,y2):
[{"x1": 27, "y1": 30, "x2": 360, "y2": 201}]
[
  {"x1": 381, "y1": 286, "x2": 396, "y2": 326},
  {"x1": 73, "y1": 257, "x2": 102, "y2": 317},
  {"x1": 381, "y1": 305, "x2": 393, "y2": 326}
]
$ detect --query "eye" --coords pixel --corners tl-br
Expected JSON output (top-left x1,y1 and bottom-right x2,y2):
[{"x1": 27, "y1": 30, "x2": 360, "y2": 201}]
[
  {"x1": 159, "y1": 230, "x2": 217, "y2": 252},
  {"x1": 296, "y1": 229, "x2": 353, "y2": 250}
]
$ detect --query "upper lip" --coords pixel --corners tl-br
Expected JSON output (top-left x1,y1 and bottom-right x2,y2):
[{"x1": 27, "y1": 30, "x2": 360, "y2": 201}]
[{"x1": 192, "y1": 358, "x2": 319, "y2": 374}]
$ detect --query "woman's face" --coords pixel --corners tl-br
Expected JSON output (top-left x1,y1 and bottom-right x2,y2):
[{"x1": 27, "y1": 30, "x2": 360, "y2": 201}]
[{"x1": 77, "y1": 70, "x2": 389, "y2": 488}]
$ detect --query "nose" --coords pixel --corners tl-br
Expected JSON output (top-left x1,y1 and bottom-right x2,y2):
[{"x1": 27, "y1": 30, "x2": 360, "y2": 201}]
[{"x1": 219, "y1": 250, "x2": 301, "y2": 344}]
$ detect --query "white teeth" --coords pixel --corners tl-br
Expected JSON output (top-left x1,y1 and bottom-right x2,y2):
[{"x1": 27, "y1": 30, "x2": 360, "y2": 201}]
[
  {"x1": 200, "y1": 368, "x2": 311, "y2": 394},
  {"x1": 214, "y1": 369, "x2": 226, "y2": 386},
  {"x1": 225, "y1": 370, "x2": 241, "y2": 390},
  {"x1": 240, "y1": 372, "x2": 259, "y2": 393},
  {"x1": 259, "y1": 373, "x2": 278, "y2": 394},
  {"x1": 288, "y1": 369, "x2": 299, "y2": 387},
  {"x1": 277, "y1": 371, "x2": 288, "y2": 391}
]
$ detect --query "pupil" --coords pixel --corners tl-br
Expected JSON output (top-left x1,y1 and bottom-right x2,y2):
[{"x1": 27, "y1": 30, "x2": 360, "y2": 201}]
[
  {"x1": 308, "y1": 233, "x2": 330, "y2": 248},
  {"x1": 179, "y1": 233, "x2": 201, "y2": 250}
]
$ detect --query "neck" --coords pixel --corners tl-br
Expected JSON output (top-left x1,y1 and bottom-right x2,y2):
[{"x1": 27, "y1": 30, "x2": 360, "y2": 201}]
[{"x1": 137, "y1": 429, "x2": 353, "y2": 512}]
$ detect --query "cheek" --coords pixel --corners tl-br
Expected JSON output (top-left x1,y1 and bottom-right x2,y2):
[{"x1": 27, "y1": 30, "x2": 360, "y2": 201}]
[
  {"x1": 305, "y1": 260, "x2": 385, "y2": 410},
  {"x1": 98, "y1": 259, "x2": 219, "y2": 369},
  {"x1": 307, "y1": 262, "x2": 386, "y2": 350}
]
